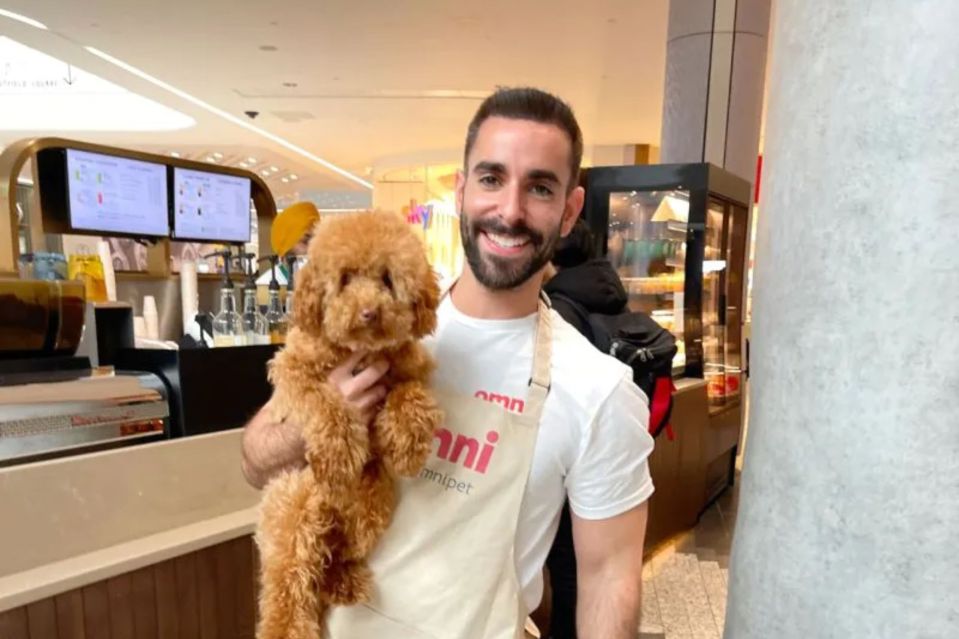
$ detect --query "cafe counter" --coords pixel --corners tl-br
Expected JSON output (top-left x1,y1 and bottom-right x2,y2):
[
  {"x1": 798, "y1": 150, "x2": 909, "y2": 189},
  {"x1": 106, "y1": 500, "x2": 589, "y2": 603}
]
[{"x1": 0, "y1": 429, "x2": 260, "y2": 632}]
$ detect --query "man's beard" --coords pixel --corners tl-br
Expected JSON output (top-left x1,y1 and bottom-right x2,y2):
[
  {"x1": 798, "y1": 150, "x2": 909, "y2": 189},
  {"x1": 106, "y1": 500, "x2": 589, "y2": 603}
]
[{"x1": 460, "y1": 212, "x2": 562, "y2": 290}]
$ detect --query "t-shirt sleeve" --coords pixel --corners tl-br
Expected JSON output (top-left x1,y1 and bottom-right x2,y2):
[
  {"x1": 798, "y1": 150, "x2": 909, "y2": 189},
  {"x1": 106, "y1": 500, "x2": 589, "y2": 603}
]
[{"x1": 566, "y1": 372, "x2": 656, "y2": 520}]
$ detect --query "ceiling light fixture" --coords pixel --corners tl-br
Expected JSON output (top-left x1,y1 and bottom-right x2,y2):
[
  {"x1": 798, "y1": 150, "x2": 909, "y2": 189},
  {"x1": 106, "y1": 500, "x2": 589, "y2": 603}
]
[
  {"x1": 84, "y1": 46, "x2": 373, "y2": 189},
  {"x1": 288, "y1": 174, "x2": 298, "y2": 180},
  {"x1": 169, "y1": 151, "x2": 181, "y2": 158},
  {"x1": 206, "y1": 156, "x2": 217, "y2": 163},
  {"x1": 212, "y1": 152, "x2": 223, "y2": 159},
  {"x1": 0, "y1": 8, "x2": 48, "y2": 30},
  {"x1": 281, "y1": 177, "x2": 290, "y2": 183},
  {"x1": 269, "y1": 166, "x2": 279, "y2": 173}
]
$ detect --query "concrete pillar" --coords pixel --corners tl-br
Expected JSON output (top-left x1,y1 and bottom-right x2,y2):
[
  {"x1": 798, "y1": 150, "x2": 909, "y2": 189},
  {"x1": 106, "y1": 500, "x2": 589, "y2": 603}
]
[
  {"x1": 660, "y1": 0, "x2": 770, "y2": 181},
  {"x1": 725, "y1": 1, "x2": 959, "y2": 638}
]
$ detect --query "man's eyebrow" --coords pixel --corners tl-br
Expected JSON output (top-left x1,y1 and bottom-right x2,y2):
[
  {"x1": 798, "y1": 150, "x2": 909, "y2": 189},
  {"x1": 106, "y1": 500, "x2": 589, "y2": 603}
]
[
  {"x1": 472, "y1": 161, "x2": 506, "y2": 174},
  {"x1": 527, "y1": 169, "x2": 561, "y2": 185}
]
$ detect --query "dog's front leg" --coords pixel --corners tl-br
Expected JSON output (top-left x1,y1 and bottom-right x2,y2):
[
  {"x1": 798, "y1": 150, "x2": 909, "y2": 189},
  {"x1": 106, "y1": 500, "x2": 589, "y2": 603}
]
[
  {"x1": 303, "y1": 385, "x2": 370, "y2": 487},
  {"x1": 371, "y1": 381, "x2": 443, "y2": 477}
]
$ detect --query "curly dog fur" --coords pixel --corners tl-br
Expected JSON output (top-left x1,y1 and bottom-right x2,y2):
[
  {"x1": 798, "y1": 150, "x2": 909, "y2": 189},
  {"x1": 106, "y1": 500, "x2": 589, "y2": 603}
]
[{"x1": 255, "y1": 211, "x2": 443, "y2": 639}]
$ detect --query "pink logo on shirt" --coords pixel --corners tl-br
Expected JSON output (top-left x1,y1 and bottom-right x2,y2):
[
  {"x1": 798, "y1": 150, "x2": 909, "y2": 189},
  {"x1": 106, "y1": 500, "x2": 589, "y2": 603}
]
[
  {"x1": 474, "y1": 390, "x2": 525, "y2": 414},
  {"x1": 433, "y1": 428, "x2": 500, "y2": 474}
]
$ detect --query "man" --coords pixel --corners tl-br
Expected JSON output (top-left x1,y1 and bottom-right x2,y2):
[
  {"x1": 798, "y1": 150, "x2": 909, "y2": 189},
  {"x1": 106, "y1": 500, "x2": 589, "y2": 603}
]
[{"x1": 241, "y1": 87, "x2": 654, "y2": 639}]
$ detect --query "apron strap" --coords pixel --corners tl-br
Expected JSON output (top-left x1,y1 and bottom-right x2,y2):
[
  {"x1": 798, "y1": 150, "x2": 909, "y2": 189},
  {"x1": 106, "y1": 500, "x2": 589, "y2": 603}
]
[{"x1": 525, "y1": 295, "x2": 552, "y2": 422}]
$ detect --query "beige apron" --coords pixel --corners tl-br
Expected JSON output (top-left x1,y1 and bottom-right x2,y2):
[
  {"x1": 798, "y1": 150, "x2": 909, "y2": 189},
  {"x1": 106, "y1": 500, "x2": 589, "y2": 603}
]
[{"x1": 326, "y1": 293, "x2": 552, "y2": 639}]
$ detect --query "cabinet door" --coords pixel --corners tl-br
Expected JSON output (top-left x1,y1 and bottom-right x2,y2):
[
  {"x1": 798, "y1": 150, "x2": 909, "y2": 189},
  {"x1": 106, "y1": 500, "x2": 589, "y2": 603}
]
[
  {"x1": 702, "y1": 198, "x2": 748, "y2": 410},
  {"x1": 605, "y1": 188, "x2": 690, "y2": 374}
]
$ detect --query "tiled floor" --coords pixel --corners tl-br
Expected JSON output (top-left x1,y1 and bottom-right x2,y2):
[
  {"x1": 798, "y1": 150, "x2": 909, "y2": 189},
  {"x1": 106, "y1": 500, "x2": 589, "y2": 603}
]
[{"x1": 637, "y1": 480, "x2": 740, "y2": 639}]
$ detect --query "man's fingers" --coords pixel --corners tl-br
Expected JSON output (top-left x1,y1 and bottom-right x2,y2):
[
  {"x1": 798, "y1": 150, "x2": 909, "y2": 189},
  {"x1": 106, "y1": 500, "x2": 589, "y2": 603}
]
[
  {"x1": 330, "y1": 351, "x2": 368, "y2": 385},
  {"x1": 342, "y1": 360, "x2": 390, "y2": 400},
  {"x1": 353, "y1": 385, "x2": 388, "y2": 412}
]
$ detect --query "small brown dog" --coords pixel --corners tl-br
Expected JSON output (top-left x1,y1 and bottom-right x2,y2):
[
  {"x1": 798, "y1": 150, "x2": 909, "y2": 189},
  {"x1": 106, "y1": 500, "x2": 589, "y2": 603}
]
[{"x1": 255, "y1": 211, "x2": 442, "y2": 639}]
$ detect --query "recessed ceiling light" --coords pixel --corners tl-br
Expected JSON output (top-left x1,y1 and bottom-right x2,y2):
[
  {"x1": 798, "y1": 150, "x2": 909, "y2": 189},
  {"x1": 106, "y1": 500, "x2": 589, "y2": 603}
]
[
  {"x1": 288, "y1": 174, "x2": 298, "y2": 181},
  {"x1": 260, "y1": 170, "x2": 270, "y2": 177},
  {"x1": 238, "y1": 161, "x2": 249, "y2": 168},
  {"x1": 247, "y1": 156, "x2": 257, "y2": 164},
  {"x1": 206, "y1": 156, "x2": 217, "y2": 163},
  {"x1": 169, "y1": 151, "x2": 181, "y2": 158},
  {"x1": 269, "y1": 166, "x2": 279, "y2": 173},
  {"x1": 281, "y1": 177, "x2": 290, "y2": 183},
  {"x1": 0, "y1": 9, "x2": 48, "y2": 30},
  {"x1": 212, "y1": 152, "x2": 223, "y2": 159},
  {"x1": 84, "y1": 46, "x2": 372, "y2": 189}
]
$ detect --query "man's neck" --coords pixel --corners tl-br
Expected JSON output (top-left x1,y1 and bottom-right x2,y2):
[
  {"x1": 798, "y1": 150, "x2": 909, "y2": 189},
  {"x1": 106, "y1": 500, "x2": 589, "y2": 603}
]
[{"x1": 450, "y1": 267, "x2": 543, "y2": 319}]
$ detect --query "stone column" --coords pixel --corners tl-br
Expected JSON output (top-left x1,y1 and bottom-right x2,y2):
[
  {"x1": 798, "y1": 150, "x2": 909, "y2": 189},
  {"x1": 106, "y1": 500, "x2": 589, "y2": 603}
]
[
  {"x1": 725, "y1": 1, "x2": 959, "y2": 637},
  {"x1": 660, "y1": 0, "x2": 770, "y2": 181}
]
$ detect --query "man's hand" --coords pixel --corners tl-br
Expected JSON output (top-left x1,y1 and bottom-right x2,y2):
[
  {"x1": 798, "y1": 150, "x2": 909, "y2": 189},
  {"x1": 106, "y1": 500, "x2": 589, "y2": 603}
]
[
  {"x1": 240, "y1": 352, "x2": 389, "y2": 489},
  {"x1": 327, "y1": 351, "x2": 390, "y2": 423},
  {"x1": 572, "y1": 501, "x2": 649, "y2": 639}
]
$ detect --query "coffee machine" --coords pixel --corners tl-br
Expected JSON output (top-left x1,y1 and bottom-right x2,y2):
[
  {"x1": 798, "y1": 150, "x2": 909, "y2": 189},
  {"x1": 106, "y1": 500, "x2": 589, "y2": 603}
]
[{"x1": 0, "y1": 278, "x2": 171, "y2": 466}]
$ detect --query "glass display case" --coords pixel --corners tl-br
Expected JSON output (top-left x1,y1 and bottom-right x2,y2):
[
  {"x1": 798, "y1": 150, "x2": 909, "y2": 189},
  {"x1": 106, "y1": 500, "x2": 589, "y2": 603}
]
[{"x1": 584, "y1": 163, "x2": 751, "y2": 408}]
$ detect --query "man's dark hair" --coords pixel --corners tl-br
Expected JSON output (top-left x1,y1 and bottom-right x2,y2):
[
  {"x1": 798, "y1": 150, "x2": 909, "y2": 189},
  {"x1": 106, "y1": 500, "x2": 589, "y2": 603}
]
[
  {"x1": 551, "y1": 218, "x2": 596, "y2": 269},
  {"x1": 464, "y1": 87, "x2": 584, "y2": 190}
]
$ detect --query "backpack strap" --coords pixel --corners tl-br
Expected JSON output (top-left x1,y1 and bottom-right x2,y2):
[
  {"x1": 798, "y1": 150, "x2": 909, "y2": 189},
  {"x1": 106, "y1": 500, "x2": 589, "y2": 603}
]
[{"x1": 546, "y1": 291, "x2": 595, "y2": 344}]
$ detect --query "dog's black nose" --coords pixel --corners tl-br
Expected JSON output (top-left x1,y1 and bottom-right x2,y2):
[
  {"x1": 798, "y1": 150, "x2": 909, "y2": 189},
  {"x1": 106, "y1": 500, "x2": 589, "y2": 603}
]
[{"x1": 360, "y1": 308, "x2": 379, "y2": 323}]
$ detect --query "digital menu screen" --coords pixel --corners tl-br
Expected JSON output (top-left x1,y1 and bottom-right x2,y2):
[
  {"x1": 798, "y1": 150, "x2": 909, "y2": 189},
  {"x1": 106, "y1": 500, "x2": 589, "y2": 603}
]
[
  {"x1": 66, "y1": 149, "x2": 169, "y2": 237},
  {"x1": 173, "y1": 168, "x2": 252, "y2": 243}
]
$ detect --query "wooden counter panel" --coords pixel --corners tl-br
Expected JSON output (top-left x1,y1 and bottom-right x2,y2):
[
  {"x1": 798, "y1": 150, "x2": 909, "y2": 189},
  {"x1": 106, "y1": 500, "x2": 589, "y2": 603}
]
[{"x1": 0, "y1": 537, "x2": 258, "y2": 639}]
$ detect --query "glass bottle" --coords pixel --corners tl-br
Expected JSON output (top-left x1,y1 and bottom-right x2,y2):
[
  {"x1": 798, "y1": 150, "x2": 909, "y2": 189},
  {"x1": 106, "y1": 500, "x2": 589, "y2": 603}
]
[
  {"x1": 241, "y1": 285, "x2": 270, "y2": 345},
  {"x1": 265, "y1": 285, "x2": 288, "y2": 344},
  {"x1": 212, "y1": 285, "x2": 243, "y2": 347}
]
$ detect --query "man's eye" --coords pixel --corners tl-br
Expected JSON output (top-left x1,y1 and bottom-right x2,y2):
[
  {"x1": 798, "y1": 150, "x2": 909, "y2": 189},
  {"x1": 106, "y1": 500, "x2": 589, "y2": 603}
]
[
  {"x1": 530, "y1": 184, "x2": 554, "y2": 197},
  {"x1": 478, "y1": 175, "x2": 500, "y2": 187}
]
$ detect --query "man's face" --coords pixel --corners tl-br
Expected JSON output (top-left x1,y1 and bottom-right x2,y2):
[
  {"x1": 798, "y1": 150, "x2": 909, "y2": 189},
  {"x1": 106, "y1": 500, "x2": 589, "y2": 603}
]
[{"x1": 456, "y1": 116, "x2": 584, "y2": 291}]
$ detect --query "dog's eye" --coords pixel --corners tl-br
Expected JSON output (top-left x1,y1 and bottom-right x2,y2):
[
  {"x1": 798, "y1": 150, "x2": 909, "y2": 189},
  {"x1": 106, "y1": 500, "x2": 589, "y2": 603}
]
[
  {"x1": 382, "y1": 271, "x2": 393, "y2": 291},
  {"x1": 340, "y1": 271, "x2": 353, "y2": 289}
]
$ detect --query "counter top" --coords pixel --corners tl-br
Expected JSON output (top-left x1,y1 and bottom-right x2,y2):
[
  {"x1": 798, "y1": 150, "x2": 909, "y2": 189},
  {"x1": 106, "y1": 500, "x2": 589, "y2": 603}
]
[{"x1": 0, "y1": 429, "x2": 260, "y2": 612}]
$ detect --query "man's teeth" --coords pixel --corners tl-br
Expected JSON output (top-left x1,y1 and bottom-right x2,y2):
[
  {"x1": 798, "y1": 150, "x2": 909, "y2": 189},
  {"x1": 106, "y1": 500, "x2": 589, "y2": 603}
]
[{"x1": 486, "y1": 232, "x2": 529, "y2": 248}]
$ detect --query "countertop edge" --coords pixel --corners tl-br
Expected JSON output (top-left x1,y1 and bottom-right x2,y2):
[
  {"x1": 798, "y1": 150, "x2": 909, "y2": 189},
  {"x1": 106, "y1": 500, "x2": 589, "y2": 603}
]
[{"x1": 0, "y1": 506, "x2": 259, "y2": 613}]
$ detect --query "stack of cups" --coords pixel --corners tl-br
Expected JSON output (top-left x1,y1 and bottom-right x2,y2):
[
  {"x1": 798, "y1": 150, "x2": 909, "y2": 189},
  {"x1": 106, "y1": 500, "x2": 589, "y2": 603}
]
[
  {"x1": 180, "y1": 260, "x2": 199, "y2": 338},
  {"x1": 143, "y1": 296, "x2": 160, "y2": 340},
  {"x1": 96, "y1": 240, "x2": 117, "y2": 302}
]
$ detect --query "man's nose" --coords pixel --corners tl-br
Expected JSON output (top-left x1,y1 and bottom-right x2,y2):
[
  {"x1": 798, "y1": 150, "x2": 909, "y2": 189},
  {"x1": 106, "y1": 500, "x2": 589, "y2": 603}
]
[{"x1": 498, "y1": 182, "x2": 525, "y2": 225}]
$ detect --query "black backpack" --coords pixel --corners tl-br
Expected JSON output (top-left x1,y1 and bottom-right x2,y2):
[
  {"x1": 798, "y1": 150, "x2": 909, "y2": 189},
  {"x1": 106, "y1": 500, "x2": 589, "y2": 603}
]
[{"x1": 551, "y1": 293, "x2": 678, "y2": 439}]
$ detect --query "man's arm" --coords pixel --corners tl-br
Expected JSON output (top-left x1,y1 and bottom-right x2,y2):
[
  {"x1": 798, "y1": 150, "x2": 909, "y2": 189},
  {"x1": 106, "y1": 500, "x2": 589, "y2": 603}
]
[
  {"x1": 240, "y1": 404, "x2": 306, "y2": 489},
  {"x1": 240, "y1": 352, "x2": 390, "y2": 489},
  {"x1": 572, "y1": 501, "x2": 649, "y2": 639}
]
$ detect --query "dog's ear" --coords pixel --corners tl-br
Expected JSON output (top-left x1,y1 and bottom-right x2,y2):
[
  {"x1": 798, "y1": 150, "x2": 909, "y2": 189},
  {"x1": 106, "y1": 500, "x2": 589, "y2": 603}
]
[
  {"x1": 412, "y1": 268, "x2": 440, "y2": 337},
  {"x1": 292, "y1": 263, "x2": 324, "y2": 333}
]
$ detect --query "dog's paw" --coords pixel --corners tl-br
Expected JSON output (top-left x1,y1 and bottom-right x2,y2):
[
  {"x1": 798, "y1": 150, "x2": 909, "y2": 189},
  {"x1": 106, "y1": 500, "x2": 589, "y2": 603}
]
[
  {"x1": 373, "y1": 383, "x2": 442, "y2": 477},
  {"x1": 323, "y1": 560, "x2": 373, "y2": 605}
]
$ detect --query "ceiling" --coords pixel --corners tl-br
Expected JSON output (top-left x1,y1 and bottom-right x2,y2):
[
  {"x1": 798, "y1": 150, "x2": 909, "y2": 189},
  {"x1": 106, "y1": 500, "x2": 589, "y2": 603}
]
[{"x1": 0, "y1": 1, "x2": 670, "y2": 200}]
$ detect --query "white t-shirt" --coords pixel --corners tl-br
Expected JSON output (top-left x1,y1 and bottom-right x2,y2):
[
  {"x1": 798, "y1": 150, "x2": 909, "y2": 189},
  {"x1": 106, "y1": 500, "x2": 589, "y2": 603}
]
[{"x1": 423, "y1": 295, "x2": 655, "y2": 610}]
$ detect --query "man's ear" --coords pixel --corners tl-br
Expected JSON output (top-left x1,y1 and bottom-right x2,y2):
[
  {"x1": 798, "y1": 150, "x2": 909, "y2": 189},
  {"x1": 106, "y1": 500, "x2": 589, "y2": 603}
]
[
  {"x1": 413, "y1": 269, "x2": 441, "y2": 337},
  {"x1": 561, "y1": 185, "x2": 585, "y2": 237}
]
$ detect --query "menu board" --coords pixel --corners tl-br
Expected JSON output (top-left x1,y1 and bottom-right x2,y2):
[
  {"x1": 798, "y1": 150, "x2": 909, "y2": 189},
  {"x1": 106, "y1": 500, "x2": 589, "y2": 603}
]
[
  {"x1": 173, "y1": 168, "x2": 252, "y2": 243},
  {"x1": 66, "y1": 149, "x2": 169, "y2": 237}
]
